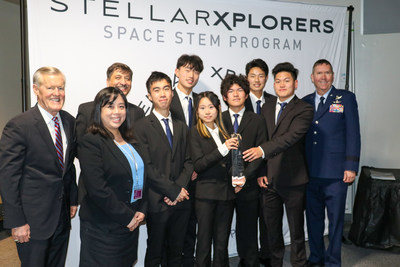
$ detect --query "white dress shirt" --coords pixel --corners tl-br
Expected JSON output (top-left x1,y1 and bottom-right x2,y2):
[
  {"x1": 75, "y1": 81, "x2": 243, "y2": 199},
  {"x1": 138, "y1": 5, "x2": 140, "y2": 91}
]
[
  {"x1": 174, "y1": 86, "x2": 194, "y2": 126},
  {"x1": 153, "y1": 110, "x2": 174, "y2": 135}
]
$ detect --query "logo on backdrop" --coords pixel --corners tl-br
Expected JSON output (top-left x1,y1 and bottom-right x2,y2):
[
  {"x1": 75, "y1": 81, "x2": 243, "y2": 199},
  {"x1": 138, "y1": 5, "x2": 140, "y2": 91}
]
[{"x1": 50, "y1": 1, "x2": 336, "y2": 51}]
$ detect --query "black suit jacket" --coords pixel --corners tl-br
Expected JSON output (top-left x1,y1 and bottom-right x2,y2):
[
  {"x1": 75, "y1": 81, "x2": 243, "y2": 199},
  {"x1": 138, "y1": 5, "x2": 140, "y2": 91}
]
[
  {"x1": 76, "y1": 101, "x2": 144, "y2": 140},
  {"x1": 78, "y1": 133, "x2": 147, "y2": 230},
  {"x1": 244, "y1": 91, "x2": 274, "y2": 113},
  {"x1": 260, "y1": 95, "x2": 314, "y2": 187},
  {"x1": 170, "y1": 90, "x2": 198, "y2": 127},
  {"x1": 189, "y1": 127, "x2": 235, "y2": 201},
  {"x1": 133, "y1": 113, "x2": 193, "y2": 213},
  {"x1": 222, "y1": 110, "x2": 267, "y2": 200},
  {"x1": 0, "y1": 106, "x2": 77, "y2": 239}
]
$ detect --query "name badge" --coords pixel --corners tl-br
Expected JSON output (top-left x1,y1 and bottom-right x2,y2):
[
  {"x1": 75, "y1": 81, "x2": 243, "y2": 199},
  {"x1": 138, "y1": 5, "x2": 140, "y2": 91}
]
[
  {"x1": 329, "y1": 104, "x2": 344, "y2": 113},
  {"x1": 133, "y1": 189, "x2": 142, "y2": 200}
]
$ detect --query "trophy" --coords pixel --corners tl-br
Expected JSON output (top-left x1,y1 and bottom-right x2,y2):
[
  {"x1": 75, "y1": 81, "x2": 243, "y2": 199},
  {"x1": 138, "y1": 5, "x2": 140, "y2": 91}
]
[{"x1": 231, "y1": 133, "x2": 245, "y2": 187}]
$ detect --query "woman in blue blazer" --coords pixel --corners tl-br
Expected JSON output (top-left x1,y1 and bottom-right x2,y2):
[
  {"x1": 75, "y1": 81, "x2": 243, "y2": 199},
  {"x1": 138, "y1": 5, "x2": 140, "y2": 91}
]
[{"x1": 78, "y1": 87, "x2": 147, "y2": 267}]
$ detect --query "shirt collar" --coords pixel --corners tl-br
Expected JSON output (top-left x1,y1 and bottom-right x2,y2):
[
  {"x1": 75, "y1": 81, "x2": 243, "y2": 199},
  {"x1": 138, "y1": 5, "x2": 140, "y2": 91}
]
[
  {"x1": 37, "y1": 104, "x2": 60, "y2": 124},
  {"x1": 249, "y1": 91, "x2": 264, "y2": 103},
  {"x1": 174, "y1": 86, "x2": 193, "y2": 101},
  {"x1": 152, "y1": 109, "x2": 172, "y2": 122},
  {"x1": 228, "y1": 107, "x2": 245, "y2": 118},
  {"x1": 277, "y1": 94, "x2": 295, "y2": 105},
  {"x1": 205, "y1": 123, "x2": 219, "y2": 134},
  {"x1": 316, "y1": 86, "x2": 332, "y2": 100}
]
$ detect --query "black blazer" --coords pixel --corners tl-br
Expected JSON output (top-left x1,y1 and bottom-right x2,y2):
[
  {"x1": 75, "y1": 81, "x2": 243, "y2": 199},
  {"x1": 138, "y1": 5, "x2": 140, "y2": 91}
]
[
  {"x1": 76, "y1": 101, "x2": 144, "y2": 141},
  {"x1": 244, "y1": 91, "x2": 274, "y2": 113},
  {"x1": 189, "y1": 127, "x2": 235, "y2": 201},
  {"x1": 260, "y1": 95, "x2": 314, "y2": 187},
  {"x1": 78, "y1": 133, "x2": 147, "y2": 230},
  {"x1": 222, "y1": 110, "x2": 267, "y2": 200},
  {"x1": 133, "y1": 113, "x2": 193, "y2": 213},
  {"x1": 170, "y1": 90, "x2": 198, "y2": 126},
  {"x1": 0, "y1": 106, "x2": 77, "y2": 239}
]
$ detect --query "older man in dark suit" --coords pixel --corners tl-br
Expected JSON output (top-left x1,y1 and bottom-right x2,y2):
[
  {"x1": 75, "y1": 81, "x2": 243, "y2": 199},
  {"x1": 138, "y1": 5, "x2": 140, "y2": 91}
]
[
  {"x1": 0, "y1": 66, "x2": 77, "y2": 267},
  {"x1": 243, "y1": 62, "x2": 314, "y2": 267},
  {"x1": 134, "y1": 71, "x2": 193, "y2": 267},
  {"x1": 303, "y1": 59, "x2": 361, "y2": 267}
]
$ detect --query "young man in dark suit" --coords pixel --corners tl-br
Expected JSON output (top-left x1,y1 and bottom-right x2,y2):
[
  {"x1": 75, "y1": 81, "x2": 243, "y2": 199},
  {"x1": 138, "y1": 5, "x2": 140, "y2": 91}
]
[
  {"x1": 134, "y1": 71, "x2": 193, "y2": 267},
  {"x1": 0, "y1": 67, "x2": 77, "y2": 266},
  {"x1": 244, "y1": 59, "x2": 274, "y2": 115},
  {"x1": 171, "y1": 54, "x2": 204, "y2": 266},
  {"x1": 243, "y1": 62, "x2": 314, "y2": 267},
  {"x1": 221, "y1": 74, "x2": 267, "y2": 267},
  {"x1": 76, "y1": 62, "x2": 144, "y2": 140},
  {"x1": 303, "y1": 59, "x2": 360, "y2": 267}
]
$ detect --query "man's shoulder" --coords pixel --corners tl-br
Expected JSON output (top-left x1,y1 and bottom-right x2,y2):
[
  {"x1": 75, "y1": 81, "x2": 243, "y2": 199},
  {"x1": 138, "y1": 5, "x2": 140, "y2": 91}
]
[
  {"x1": 60, "y1": 109, "x2": 75, "y2": 120},
  {"x1": 128, "y1": 102, "x2": 145, "y2": 116},
  {"x1": 77, "y1": 101, "x2": 94, "y2": 113}
]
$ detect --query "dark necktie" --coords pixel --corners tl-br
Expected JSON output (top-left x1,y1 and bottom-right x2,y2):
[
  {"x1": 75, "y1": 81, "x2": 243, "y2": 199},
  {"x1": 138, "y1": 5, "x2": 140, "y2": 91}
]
[
  {"x1": 52, "y1": 117, "x2": 64, "y2": 170},
  {"x1": 162, "y1": 118, "x2": 173, "y2": 149},
  {"x1": 186, "y1": 96, "x2": 193, "y2": 128},
  {"x1": 277, "y1": 102, "x2": 287, "y2": 122},
  {"x1": 317, "y1": 96, "x2": 325, "y2": 113},
  {"x1": 233, "y1": 114, "x2": 239, "y2": 133},
  {"x1": 256, "y1": 100, "x2": 262, "y2": 115}
]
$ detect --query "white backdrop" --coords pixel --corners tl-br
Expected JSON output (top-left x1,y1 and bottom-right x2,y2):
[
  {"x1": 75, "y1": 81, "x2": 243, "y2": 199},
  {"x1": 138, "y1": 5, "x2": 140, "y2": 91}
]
[{"x1": 26, "y1": 0, "x2": 346, "y2": 266}]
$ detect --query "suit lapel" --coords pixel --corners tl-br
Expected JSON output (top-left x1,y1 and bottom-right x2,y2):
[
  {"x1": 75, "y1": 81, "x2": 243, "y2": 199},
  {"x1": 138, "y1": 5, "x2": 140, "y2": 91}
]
[
  {"x1": 171, "y1": 119, "x2": 181, "y2": 156},
  {"x1": 149, "y1": 113, "x2": 172, "y2": 151},
  {"x1": 238, "y1": 111, "x2": 251, "y2": 134},
  {"x1": 104, "y1": 138, "x2": 132, "y2": 176},
  {"x1": 273, "y1": 96, "x2": 298, "y2": 136},
  {"x1": 264, "y1": 98, "x2": 277, "y2": 139},
  {"x1": 170, "y1": 91, "x2": 185, "y2": 122},
  {"x1": 222, "y1": 111, "x2": 234, "y2": 134},
  {"x1": 315, "y1": 87, "x2": 336, "y2": 120}
]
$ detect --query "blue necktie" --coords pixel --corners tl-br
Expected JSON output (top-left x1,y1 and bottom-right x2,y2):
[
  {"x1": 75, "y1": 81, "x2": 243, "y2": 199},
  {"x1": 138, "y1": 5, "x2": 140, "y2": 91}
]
[
  {"x1": 233, "y1": 114, "x2": 239, "y2": 133},
  {"x1": 277, "y1": 102, "x2": 287, "y2": 122},
  {"x1": 317, "y1": 96, "x2": 325, "y2": 113},
  {"x1": 256, "y1": 100, "x2": 262, "y2": 114},
  {"x1": 187, "y1": 96, "x2": 193, "y2": 128},
  {"x1": 162, "y1": 118, "x2": 173, "y2": 149},
  {"x1": 52, "y1": 117, "x2": 64, "y2": 170}
]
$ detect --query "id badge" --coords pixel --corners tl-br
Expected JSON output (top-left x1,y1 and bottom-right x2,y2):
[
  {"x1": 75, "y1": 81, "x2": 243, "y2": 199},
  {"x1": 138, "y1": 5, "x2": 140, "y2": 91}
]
[{"x1": 133, "y1": 189, "x2": 143, "y2": 200}]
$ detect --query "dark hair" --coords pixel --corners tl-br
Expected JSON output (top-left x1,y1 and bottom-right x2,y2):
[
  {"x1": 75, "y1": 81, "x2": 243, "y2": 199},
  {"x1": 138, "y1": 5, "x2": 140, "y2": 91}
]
[
  {"x1": 194, "y1": 91, "x2": 229, "y2": 139},
  {"x1": 272, "y1": 62, "x2": 299, "y2": 80},
  {"x1": 312, "y1": 59, "x2": 333, "y2": 73},
  {"x1": 220, "y1": 74, "x2": 250, "y2": 105},
  {"x1": 88, "y1": 87, "x2": 134, "y2": 142},
  {"x1": 106, "y1": 62, "x2": 133, "y2": 80},
  {"x1": 245, "y1": 58, "x2": 269, "y2": 76},
  {"x1": 145, "y1": 71, "x2": 172, "y2": 93},
  {"x1": 176, "y1": 54, "x2": 204, "y2": 73}
]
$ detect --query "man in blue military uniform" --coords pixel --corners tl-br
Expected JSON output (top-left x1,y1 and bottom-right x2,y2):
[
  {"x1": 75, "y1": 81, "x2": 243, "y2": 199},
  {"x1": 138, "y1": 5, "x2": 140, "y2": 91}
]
[{"x1": 303, "y1": 59, "x2": 361, "y2": 267}]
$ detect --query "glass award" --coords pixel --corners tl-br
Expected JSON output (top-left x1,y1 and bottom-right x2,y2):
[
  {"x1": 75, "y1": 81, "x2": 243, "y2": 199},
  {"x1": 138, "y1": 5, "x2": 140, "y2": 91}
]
[{"x1": 231, "y1": 133, "x2": 245, "y2": 187}]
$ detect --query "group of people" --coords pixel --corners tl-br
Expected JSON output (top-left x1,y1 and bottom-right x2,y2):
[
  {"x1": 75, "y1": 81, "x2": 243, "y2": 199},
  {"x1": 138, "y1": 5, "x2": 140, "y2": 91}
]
[{"x1": 0, "y1": 54, "x2": 360, "y2": 267}]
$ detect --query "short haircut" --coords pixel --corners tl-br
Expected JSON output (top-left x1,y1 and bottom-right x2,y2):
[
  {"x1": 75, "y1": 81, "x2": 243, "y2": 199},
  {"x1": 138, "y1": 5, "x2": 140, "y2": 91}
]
[
  {"x1": 145, "y1": 71, "x2": 172, "y2": 93},
  {"x1": 272, "y1": 62, "x2": 299, "y2": 80},
  {"x1": 106, "y1": 62, "x2": 133, "y2": 80},
  {"x1": 312, "y1": 59, "x2": 333, "y2": 73},
  {"x1": 33, "y1": 66, "x2": 65, "y2": 87},
  {"x1": 245, "y1": 58, "x2": 269, "y2": 76},
  {"x1": 88, "y1": 87, "x2": 134, "y2": 142},
  {"x1": 176, "y1": 54, "x2": 204, "y2": 73},
  {"x1": 220, "y1": 74, "x2": 250, "y2": 105},
  {"x1": 194, "y1": 91, "x2": 229, "y2": 140}
]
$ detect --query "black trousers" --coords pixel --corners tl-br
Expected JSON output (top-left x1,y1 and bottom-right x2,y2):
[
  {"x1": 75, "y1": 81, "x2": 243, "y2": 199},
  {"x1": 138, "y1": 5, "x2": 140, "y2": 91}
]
[
  {"x1": 16, "y1": 204, "x2": 70, "y2": 267},
  {"x1": 195, "y1": 198, "x2": 234, "y2": 267},
  {"x1": 261, "y1": 184, "x2": 307, "y2": 267},
  {"x1": 235, "y1": 197, "x2": 260, "y2": 267},
  {"x1": 145, "y1": 207, "x2": 190, "y2": 267}
]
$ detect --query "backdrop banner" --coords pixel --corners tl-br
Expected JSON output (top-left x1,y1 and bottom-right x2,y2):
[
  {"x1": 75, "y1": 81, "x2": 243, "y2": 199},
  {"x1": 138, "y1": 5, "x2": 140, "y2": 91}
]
[{"x1": 27, "y1": 0, "x2": 346, "y2": 266}]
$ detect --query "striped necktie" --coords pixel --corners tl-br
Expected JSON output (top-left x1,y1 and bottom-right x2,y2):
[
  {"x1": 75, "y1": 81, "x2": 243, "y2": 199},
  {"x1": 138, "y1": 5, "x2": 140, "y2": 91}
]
[{"x1": 52, "y1": 117, "x2": 64, "y2": 170}]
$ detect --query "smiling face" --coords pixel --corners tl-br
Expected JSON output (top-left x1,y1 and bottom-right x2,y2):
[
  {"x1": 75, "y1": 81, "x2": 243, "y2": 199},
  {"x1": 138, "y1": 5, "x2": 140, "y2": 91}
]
[
  {"x1": 107, "y1": 69, "x2": 132, "y2": 95},
  {"x1": 223, "y1": 83, "x2": 248, "y2": 113},
  {"x1": 101, "y1": 94, "x2": 126, "y2": 134},
  {"x1": 273, "y1": 71, "x2": 297, "y2": 102},
  {"x1": 311, "y1": 63, "x2": 334, "y2": 96},
  {"x1": 33, "y1": 74, "x2": 65, "y2": 116},
  {"x1": 197, "y1": 96, "x2": 218, "y2": 128},
  {"x1": 247, "y1": 66, "x2": 267, "y2": 95},
  {"x1": 175, "y1": 64, "x2": 200, "y2": 93},
  {"x1": 148, "y1": 79, "x2": 173, "y2": 113}
]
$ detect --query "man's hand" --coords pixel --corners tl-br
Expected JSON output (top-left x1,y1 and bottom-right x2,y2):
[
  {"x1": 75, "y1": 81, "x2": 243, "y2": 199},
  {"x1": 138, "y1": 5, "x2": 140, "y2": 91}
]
[
  {"x1": 164, "y1": 197, "x2": 177, "y2": 206},
  {"x1": 70, "y1": 205, "x2": 78, "y2": 218},
  {"x1": 176, "y1": 188, "x2": 189, "y2": 202},
  {"x1": 234, "y1": 187, "x2": 243, "y2": 193},
  {"x1": 12, "y1": 224, "x2": 30, "y2": 243},
  {"x1": 191, "y1": 171, "x2": 198, "y2": 181},
  {"x1": 257, "y1": 176, "x2": 269, "y2": 188},
  {"x1": 127, "y1": 212, "x2": 145, "y2": 231},
  {"x1": 243, "y1": 147, "x2": 263, "y2": 162},
  {"x1": 224, "y1": 137, "x2": 238, "y2": 150},
  {"x1": 343, "y1": 170, "x2": 356, "y2": 183}
]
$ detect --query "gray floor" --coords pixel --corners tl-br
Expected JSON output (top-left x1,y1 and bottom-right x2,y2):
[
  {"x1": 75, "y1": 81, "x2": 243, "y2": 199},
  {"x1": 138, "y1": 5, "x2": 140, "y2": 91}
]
[{"x1": 229, "y1": 221, "x2": 400, "y2": 267}]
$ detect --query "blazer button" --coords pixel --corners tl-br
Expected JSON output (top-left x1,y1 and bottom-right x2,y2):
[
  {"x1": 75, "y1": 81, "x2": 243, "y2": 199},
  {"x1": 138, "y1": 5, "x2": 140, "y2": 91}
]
[
  {"x1": 315, "y1": 121, "x2": 319, "y2": 124},
  {"x1": 126, "y1": 191, "x2": 130, "y2": 194},
  {"x1": 314, "y1": 131, "x2": 317, "y2": 135},
  {"x1": 313, "y1": 141, "x2": 317, "y2": 145}
]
